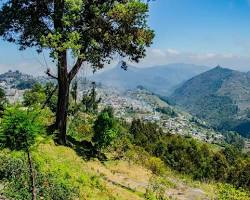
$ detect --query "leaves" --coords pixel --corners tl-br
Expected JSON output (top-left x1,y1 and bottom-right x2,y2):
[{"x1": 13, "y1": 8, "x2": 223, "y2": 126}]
[
  {"x1": 0, "y1": 0, "x2": 154, "y2": 66},
  {"x1": 0, "y1": 106, "x2": 46, "y2": 151},
  {"x1": 93, "y1": 107, "x2": 119, "y2": 150}
]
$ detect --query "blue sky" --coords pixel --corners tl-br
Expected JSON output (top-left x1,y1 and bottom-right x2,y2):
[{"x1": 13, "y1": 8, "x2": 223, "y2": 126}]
[
  {"x1": 1, "y1": 0, "x2": 250, "y2": 75},
  {"x1": 149, "y1": 0, "x2": 250, "y2": 54}
]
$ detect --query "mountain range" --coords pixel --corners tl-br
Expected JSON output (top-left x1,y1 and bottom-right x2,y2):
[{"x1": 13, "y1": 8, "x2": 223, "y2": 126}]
[
  {"x1": 171, "y1": 66, "x2": 250, "y2": 138},
  {"x1": 90, "y1": 63, "x2": 209, "y2": 96}
]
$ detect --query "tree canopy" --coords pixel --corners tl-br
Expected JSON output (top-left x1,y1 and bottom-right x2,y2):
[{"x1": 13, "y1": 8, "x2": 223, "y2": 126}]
[{"x1": 0, "y1": 0, "x2": 154, "y2": 72}]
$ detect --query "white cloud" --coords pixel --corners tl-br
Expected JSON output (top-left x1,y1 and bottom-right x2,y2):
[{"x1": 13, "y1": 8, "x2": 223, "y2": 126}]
[{"x1": 131, "y1": 48, "x2": 250, "y2": 71}]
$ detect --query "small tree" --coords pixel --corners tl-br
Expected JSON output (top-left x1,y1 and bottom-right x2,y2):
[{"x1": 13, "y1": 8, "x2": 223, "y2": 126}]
[
  {"x1": 93, "y1": 107, "x2": 119, "y2": 150},
  {"x1": 71, "y1": 79, "x2": 78, "y2": 105},
  {"x1": 0, "y1": 106, "x2": 46, "y2": 200},
  {"x1": 81, "y1": 82, "x2": 101, "y2": 113}
]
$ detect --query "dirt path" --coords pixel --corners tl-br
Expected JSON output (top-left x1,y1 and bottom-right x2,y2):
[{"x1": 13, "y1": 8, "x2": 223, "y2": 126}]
[{"x1": 87, "y1": 161, "x2": 211, "y2": 200}]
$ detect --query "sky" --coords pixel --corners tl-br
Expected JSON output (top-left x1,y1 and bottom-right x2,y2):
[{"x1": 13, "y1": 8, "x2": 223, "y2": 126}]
[{"x1": 1, "y1": 0, "x2": 250, "y2": 75}]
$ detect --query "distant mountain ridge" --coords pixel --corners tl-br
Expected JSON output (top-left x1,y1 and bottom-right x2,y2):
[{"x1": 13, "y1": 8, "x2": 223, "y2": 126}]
[
  {"x1": 0, "y1": 70, "x2": 37, "y2": 89},
  {"x1": 171, "y1": 66, "x2": 250, "y2": 138},
  {"x1": 0, "y1": 70, "x2": 49, "y2": 90},
  {"x1": 90, "y1": 63, "x2": 210, "y2": 96}
]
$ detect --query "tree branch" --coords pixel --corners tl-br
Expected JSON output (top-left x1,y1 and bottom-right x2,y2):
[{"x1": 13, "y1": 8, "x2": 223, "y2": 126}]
[
  {"x1": 45, "y1": 68, "x2": 58, "y2": 80},
  {"x1": 68, "y1": 57, "x2": 84, "y2": 82}
]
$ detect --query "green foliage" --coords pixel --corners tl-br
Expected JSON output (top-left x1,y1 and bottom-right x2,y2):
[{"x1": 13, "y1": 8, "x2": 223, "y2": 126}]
[
  {"x1": 0, "y1": 151, "x2": 32, "y2": 199},
  {"x1": 0, "y1": 87, "x2": 5, "y2": 100},
  {"x1": 217, "y1": 183, "x2": 250, "y2": 200},
  {"x1": 130, "y1": 119, "x2": 163, "y2": 153},
  {"x1": 0, "y1": 106, "x2": 46, "y2": 151},
  {"x1": 44, "y1": 82, "x2": 58, "y2": 113},
  {"x1": 145, "y1": 176, "x2": 170, "y2": 200},
  {"x1": 81, "y1": 82, "x2": 101, "y2": 113},
  {"x1": 0, "y1": 87, "x2": 6, "y2": 113},
  {"x1": 67, "y1": 113, "x2": 94, "y2": 142},
  {"x1": 0, "y1": 150, "x2": 77, "y2": 200},
  {"x1": 0, "y1": 0, "x2": 154, "y2": 67},
  {"x1": 223, "y1": 131, "x2": 245, "y2": 150},
  {"x1": 23, "y1": 83, "x2": 46, "y2": 106},
  {"x1": 145, "y1": 157, "x2": 166, "y2": 176},
  {"x1": 155, "y1": 107, "x2": 177, "y2": 117},
  {"x1": 93, "y1": 107, "x2": 119, "y2": 150},
  {"x1": 129, "y1": 119, "x2": 250, "y2": 190},
  {"x1": 23, "y1": 82, "x2": 57, "y2": 112}
]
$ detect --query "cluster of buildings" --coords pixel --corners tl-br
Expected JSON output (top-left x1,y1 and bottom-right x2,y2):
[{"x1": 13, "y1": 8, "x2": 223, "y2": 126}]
[
  {"x1": 96, "y1": 87, "x2": 224, "y2": 144},
  {"x1": 0, "y1": 71, "x2": 26, "y2": 103}
]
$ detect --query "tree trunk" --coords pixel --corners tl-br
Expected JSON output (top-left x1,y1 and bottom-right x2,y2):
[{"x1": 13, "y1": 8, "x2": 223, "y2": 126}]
[
  {"x1": 55, "y1": 51, "x2": 69, "y2": 145},
  {"x1": 27, "y1": 150, "x2": 36, "y2": 200}
]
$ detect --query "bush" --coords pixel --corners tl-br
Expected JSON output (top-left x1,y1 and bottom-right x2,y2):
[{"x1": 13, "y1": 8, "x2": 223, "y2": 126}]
[
  {"x1": 67, "y1": 113, "x2": 95, "y2": 142},
  {"x1": 0, "y1": 105, "x2": 52, "y2": 200},
  {"x1": 217, "y1": 183, "x2": 250, "y2": 200},
  {"x1": 23, "y1": 83, "x2": 57, "y2": 113},
  {"x1": 145, "y1": 157, "x2": 166, "y2": 175},
  {"x1": 23, "y1": 83, "x2": 46, "y2": 107},
  {"x1": 0, "y1": 151, "x2": 32, "y2": 200},
  {"x1": 145, "y1": 176, "x2": 171, "y2": 200},
  {"x1": 0, "y1": 105, "x2": 46, "y2": 151},
  {"x1": 0, "y1": 151, "x2": 77, "y2": 200},
  {"x1": 92, "y1": 107, "x2": 119, "y2": 150}
]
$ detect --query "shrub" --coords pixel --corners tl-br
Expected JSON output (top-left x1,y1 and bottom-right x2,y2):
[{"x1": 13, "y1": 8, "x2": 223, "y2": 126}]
[
  {"x1": 145, "y1": 157, "x2": 166, "y2": 175},
  {"x1": 0, "y1": 105, "x2": 46, "y2": 151},
  {"x1": 145, "y1": 176, "x2": 171, "y2": 200},
  {"x1": 0, "y1": 151, "x2": 77, "y2": 200},
  {"x1": 23, "y1": 83, "x2": 57, "y2": 113},
  {"x1": 92, "y1": 107, "x2": 119, "y2": 150},
  {"x1": 67, "y1": 113, "x2": 95, "y2": 142},
  {"x1": 217, "y1": 183, "x2": 250, "y2": 200},
  {"x1": 0, "y1": 105, "x2": 48, "y2": 200}
]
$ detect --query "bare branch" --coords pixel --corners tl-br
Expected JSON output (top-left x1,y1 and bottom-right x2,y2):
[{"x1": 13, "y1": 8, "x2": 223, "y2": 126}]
[{"x1": 45, "y1": 68, "x2": 58, "y2": 80}]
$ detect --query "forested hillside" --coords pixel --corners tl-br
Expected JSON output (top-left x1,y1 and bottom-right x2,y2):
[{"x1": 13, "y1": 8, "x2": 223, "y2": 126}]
[{"x1": 171, "y1": 66, "x2": 250, "y2": 138}]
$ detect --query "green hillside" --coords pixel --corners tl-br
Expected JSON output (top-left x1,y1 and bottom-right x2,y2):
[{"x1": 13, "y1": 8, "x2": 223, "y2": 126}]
[{"x1": 171, "y1": 66, "x2": 250, "y2": 138}]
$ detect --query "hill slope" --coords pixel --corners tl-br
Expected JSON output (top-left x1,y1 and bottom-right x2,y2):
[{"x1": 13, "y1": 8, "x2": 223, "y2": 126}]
[
  {"x1": 2, "y1": 140, "x2": 249, "y2": 200},
  {"x1": 91, "y1": 63, "x2": 209, "y2": 96},
  {"x1": 171, "y1": 66, "x2": 250, "y2": 137}
]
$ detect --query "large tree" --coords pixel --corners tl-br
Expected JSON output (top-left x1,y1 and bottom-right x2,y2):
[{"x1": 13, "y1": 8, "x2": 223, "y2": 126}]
[{"x1": 0, "y1": 0, "x2": 154, "y2": 144}]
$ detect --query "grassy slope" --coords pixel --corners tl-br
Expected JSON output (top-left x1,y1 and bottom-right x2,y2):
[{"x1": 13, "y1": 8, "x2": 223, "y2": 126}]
[
  {"x1": 30, "y1": 140, "x2": 249, "y2": 200},
  {"x1": 33, "y1": 140, "x2": 143, "y2": 200}
]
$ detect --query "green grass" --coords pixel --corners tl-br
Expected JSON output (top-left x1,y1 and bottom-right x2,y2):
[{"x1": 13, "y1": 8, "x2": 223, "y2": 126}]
[{"x1": 1, "y1": 138, "x2": 249, "y2": 200}]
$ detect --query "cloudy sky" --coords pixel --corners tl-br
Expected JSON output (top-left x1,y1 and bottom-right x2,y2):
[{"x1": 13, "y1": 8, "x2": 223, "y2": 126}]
[{"x1": 1, "y1": 0, "x2": 250, "y2": 75}]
